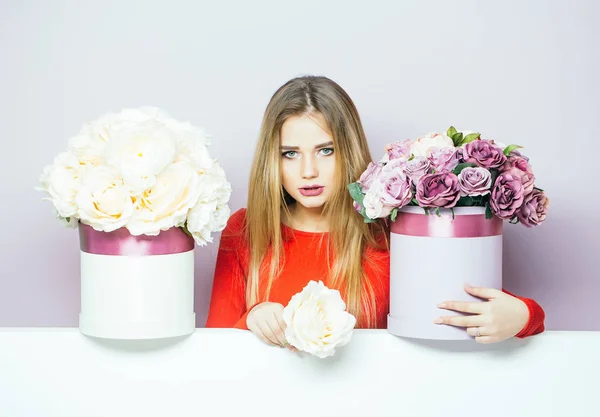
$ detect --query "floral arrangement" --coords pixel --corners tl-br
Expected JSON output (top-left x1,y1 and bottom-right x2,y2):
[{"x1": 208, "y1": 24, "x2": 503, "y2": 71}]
[
  {"x1": 349, "y1": 127, "x2": 549, "y2": 226},
  {"x1": 283, "y1": 281, "x2": 356, "y2": 358},
  {"x1": 38, "y1": 107, "x2": 232, "y2": 246}
]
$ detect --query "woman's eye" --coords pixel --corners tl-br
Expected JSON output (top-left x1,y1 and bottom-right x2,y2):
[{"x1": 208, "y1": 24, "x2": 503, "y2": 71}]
[
  {"x1": 319, "y1": 148, "x2": 334, "y2": 156},
  {"x1": 282, "y1": 151, "x2": 298, "y2": 159}
]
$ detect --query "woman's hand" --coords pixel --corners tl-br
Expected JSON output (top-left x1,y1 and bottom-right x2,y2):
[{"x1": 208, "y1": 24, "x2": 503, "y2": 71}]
[
  {"x1": 246, "y1": 302, "x2": 296, "y2": 351},
  {"x1": 434, "y1": 284, "x2": 530, "y2": 344}
]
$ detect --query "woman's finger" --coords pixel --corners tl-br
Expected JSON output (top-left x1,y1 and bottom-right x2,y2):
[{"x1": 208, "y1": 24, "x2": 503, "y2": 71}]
[
  {"x1": 437, "y1": 300, "x2": 487, "y2": 314},
  {"x1": 433, "y1": 314, "x2": 486, "y2": 328},
  {"x1": 464, "y1": 284, "x2": 502, "y2": 300},
  {"x1": 248, "y1": 321, "x2": 278, "y2": 346},
  {"x1": 256, "y1": 321, "x2": 280, "y2": 346},
  {"x1": 266, "y1": 315, "x2": 287, "y2": 347}
]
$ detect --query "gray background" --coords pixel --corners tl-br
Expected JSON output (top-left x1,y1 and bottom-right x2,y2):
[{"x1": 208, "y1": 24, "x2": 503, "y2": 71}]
[{"x1": 1, "y1": 0, "x2": 598, "y2": 329}]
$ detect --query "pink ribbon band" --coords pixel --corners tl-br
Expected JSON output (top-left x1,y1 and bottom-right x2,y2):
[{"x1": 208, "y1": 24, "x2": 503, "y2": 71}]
[
  {"x1": 79, "y1": 223, "x2": 194, "y2": 256},
  {"x1": 390, "y1": 211, "x2": 502, "y2": 238}
]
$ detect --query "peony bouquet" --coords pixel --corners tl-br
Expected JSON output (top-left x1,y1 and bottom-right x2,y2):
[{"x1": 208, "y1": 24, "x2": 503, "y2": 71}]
[
  {"x1": 38, "y1": 107, "x2": 232, "y2": 246},
  {"x1": 349, "y1": 127, "x2": 549, "y2": 226},
  {"x1": 283, "y1": 281, "x2": 356, "y2": 359}
]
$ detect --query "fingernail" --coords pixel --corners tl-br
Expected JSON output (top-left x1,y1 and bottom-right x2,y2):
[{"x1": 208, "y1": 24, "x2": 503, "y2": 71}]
[
  {"x1": 433, "y1": 318, "x2": 443, "y2": 324},
  {"x1": 437, "y1": 303, "x2": 446, "y2": 308}
]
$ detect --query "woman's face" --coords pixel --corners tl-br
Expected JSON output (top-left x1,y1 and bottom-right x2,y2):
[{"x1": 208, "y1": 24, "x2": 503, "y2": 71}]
[{"x1": 280, "y1": 113, "x2": 336, "y2": 212}]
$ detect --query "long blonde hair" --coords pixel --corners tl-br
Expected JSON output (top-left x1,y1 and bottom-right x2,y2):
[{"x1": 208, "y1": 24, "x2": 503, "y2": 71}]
[{"x1": 245, "y1": 75, "x2": 386, "y2": 328}]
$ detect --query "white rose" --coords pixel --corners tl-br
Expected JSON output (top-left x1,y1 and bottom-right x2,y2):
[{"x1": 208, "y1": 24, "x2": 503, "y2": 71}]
[
  {"x1": 187, "y1": 201, "x2": 231, "y2": 246},
  {"x1": 283, "y1": 280, "x2": 356, "y2": 359},
  {"x1": 174, "y1": 133, "x2": 214, "y2": 171},
  {"x1": 186, "y1": 167, "x2": 232, "y2": 246},
  {"x1": 105, "y1": 119, "x2": 177, "y2": 193},
  {"x1": 127, "y1": 161, "x2": 201, "y2": 236},
  {"x1": 362, "y1": 181, "x2": 393, "y2": 219},
  {"x1": 76, "y1": 166, "x2": 135, "y2": 232},
  {"x1": 409, "y1": 132, "x2": 454, "y2": 157},
  {"x1": 38, "y1": 152, "x2": 82, "y2": 218}
]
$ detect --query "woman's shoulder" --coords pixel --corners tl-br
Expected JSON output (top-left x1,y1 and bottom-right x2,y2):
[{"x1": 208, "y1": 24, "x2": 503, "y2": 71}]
[
  {"x1": 219, "y1": 208, "x2": 248, "y2": 250},
  {"x1": 224, "y1": 208, "x2": 248, "y2": 234}
]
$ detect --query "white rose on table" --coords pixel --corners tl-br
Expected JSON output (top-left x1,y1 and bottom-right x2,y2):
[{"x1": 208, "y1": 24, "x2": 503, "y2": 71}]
[
  {"x1": 409, "y1": 132, "x2": 454, "y2": 157},
  {"x1": 283, "y1": 280, "x2": 356, "y2": 359},
  {"x1": 38, "y1": 151, "x2": 82, "y2": 219},
  {"x1": 105, "y1": 119, "x2": 177, "y2": 193},
  {"x1": 127, "y1": 161, "x2": 202, "y2": 236},
  {"x1": 76, "y1": 166, "x2": 135, "y2": 232}
]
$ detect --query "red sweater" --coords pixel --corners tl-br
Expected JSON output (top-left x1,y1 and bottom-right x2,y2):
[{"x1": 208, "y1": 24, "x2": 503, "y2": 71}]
[{"x1": 205, "y1": 209, "x2": 545, "y2": 338}]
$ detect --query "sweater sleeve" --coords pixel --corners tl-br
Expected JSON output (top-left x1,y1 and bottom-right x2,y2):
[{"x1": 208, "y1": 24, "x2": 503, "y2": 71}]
[
  {"x1": 204, "y1": 209, "x2": 251, "y2": 329},
  {"x1": 502, "y1": 289, "x2": 546, "y2": 338}
]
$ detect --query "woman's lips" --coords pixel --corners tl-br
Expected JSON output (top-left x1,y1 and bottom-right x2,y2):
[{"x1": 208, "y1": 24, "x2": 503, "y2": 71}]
[{"x1": 299, "y1": 186, "x2": 324, "y2": 197}]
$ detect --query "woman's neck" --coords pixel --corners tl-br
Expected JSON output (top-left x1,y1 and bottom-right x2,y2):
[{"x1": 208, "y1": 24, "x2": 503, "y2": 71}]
[{"x1": 286, "y1": 203, "x2": 329, "y2": 233}]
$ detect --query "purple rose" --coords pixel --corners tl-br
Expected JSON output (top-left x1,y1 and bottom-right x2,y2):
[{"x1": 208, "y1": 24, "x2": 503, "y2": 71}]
[
  {"x1": 490, "y1": 171, "x2": 525, "y2": 219},
  {"x1": 379, "y1": 163, "x2": 412, "y2": 208},
  {"x1": 502, "y1": 156, "x2": 535, "y2": 194},
  {"x1": 463, "y1": 139, "x2": 507, "y2": 169},
  {"x1": 404, "y1": 156, "x2": 432, "y2": 184},
  {"x1": 428, "y1": 147, "x2": 460, "y2": 172},
  {"x1": 416, "y1": 172, "x2": 461, "y2": 208},
  {"x1": 358, "y1": 162, "x2": 383, "y2": 190},
  {"x1": 516, "y1": 189, "x2": 549, "y2": 227},
  {"x1": 458, "y1": 167, "x2": 492, "y2": 196},
  {"x1": 384, "y1": 139, "x2": 412, "y2": 161}
]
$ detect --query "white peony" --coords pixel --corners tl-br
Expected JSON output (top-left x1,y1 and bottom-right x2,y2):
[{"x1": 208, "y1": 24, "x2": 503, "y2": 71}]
[
  {"x1": 186, "y1": 166, "x2": 232, "y2": 245},
  {"x1": 76, "y1": 166, "x2": 136, "y2": 232},
  {"x1": 127, "y1": 161, "x2": 202, "y2": 236},
  {"x1": 39, "y1": 106, "x2": 232, "y2": 245},
  {"x1": 409, "y1": 132, "x2": 454, "y2": 157},
  {"x1": 38, "y1": 151, "x2": 82, "y2": 218},
  {"x1": 283, "y1": 280, "x2": 356, "y2": 359},
  {"x1": 105, "y1": 119, "x2": 177, "y2": 193}
]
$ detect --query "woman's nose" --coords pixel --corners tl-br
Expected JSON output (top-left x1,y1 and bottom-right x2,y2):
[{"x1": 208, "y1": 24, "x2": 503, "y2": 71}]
[{"x1": 302, "y1": 155, "x2": 318, "y2": 179}]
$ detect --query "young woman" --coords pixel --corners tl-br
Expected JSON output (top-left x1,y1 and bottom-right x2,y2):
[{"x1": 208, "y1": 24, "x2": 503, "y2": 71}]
[{"x1": 205, "y1": 75, "x2": 545, "y2": 346}]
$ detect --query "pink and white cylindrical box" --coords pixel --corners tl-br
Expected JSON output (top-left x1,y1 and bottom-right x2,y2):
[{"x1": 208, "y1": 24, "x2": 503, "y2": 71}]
[
  {"x1": 387, "y1": 206, "x2": 503, "y2": 340},
  {"x1": 78, "y1": 224, "x2": 196, "y2": 340}
]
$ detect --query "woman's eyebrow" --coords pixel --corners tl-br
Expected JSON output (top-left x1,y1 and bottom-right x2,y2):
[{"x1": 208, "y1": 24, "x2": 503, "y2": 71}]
[{"x1": 280, "y1": 141, "x2": 334, "y2": 151}]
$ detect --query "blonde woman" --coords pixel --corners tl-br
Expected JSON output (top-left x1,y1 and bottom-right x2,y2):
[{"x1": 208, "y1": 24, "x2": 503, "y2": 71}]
[{"x1": 205, "y1": 76, "x2": 545, "y2": 346}]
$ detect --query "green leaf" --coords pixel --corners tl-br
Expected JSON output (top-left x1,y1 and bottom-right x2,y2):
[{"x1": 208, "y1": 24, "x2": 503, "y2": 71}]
[
  {"x1": 181, "y1": 224, "x2": 193, "y2": 238},
  {"x1": 347, "y1": 182, "x2": 365, "y2": 205},
  {"x1": 462, "y1": 133, "x2": 480, "y2": 144},
  {"x1": 534, "y1": 186, "x2": 544, "y2": 192},
  {"x1": 489, "y1": 168, "x2": 500, "y2": 188},
  {"x1": 390, "y1": 208, "x2": 398, "y2": 222},
  {"x1": 451, "y1": 132, "x2": 464, "y2": 147},
  {"x1": 509, "y1": 216, "x2": 520, "y2": 225},
  {"x1": 410, "y1": 198, "x2": 419, "y2": 206},
  {"x1": 447, "y1": 126, "x2": 457, "y2": 137},
  {"x1": 424, "y1": 207, "x2": 430, "y2": 216},
  {"x1": 457, "y1": 196, "x2": 475, "y2": 206},
  {"x1": 359, "y1": 207, "x2": 376, "y2": 223},
  {"x1": 435, "y1": 207, "x2": 441, "y2": 217},
  {"x1": 408, "y1": 155, "x2": 415, "y2": 161},
  {"x1": 450, "y1": 208, "x2": 455, "y2": 220},
  {"x1": 503, "y1": 144, "x2": 523, "y2": 156},
  {"x1": 452, "y1": 162, "x2": 477, "y2": 175},
  {"x1": 485, "y1": 203, "x2": 493, "y2": 219}
]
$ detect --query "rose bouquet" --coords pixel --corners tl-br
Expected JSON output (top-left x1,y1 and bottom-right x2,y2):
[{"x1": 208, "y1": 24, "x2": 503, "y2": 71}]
[
  {"x1": 37, "y1": 107, "x2": 232, "y2": 340},
  {"x1": 349, "y1": 127, "x2": 549, "y2": 340},
  {"x1": 283, "y1": 281, "x2": 356, "y2": 358},
  {"x1": 348, "y1": 127, "x2": 549, "y2": 227},
  {"x1": 38, "y1": 107, "x2": 232, "y2": 246}
]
